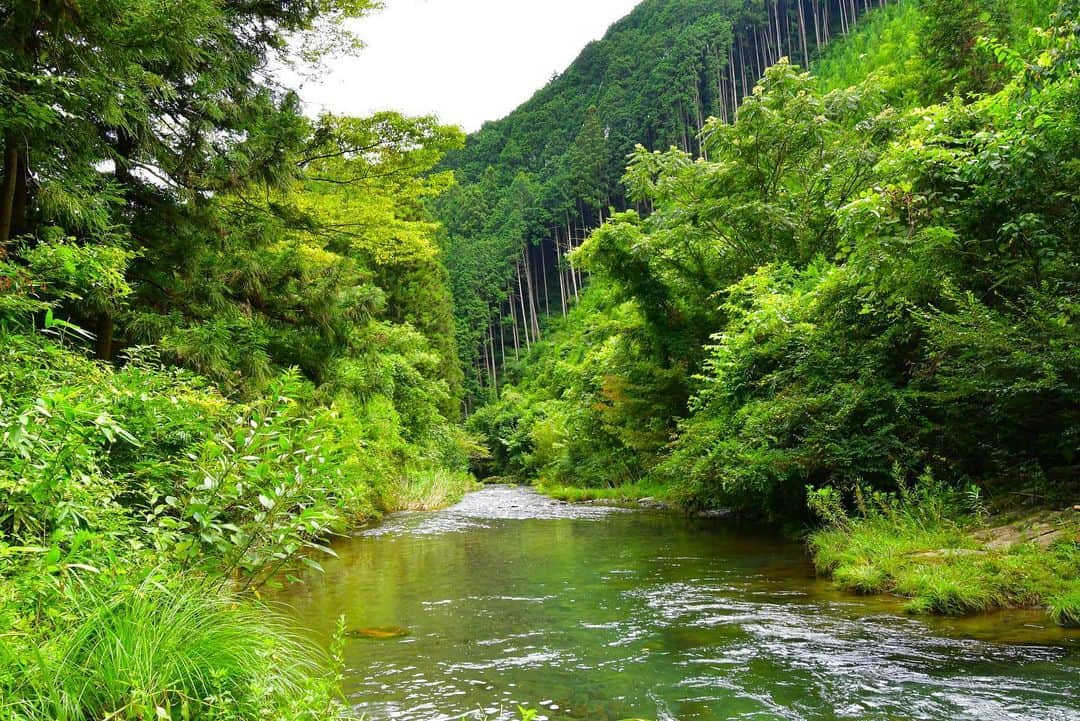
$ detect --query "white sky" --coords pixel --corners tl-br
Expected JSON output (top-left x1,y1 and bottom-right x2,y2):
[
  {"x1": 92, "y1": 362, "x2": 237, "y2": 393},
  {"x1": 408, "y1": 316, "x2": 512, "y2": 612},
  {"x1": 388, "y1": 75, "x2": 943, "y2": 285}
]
[{"x1": 287, "y1": 0, "x2": 642, "y2": 132}]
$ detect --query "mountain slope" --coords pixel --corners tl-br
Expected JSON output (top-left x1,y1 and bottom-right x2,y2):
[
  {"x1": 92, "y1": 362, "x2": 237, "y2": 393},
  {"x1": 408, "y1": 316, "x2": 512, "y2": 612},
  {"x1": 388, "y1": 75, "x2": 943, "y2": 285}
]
[
  {"x1": 463, "y1": 0, "x2": 1073, "y2": 519},
  {"x1": 435, "y1": 0, "x2": 916, "y2": 408}
]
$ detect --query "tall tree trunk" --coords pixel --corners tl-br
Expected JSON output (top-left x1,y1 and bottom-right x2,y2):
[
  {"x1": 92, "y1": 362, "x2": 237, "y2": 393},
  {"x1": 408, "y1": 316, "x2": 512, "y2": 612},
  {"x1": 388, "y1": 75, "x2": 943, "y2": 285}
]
[
  {"x1": 729, "y1": 45, "x2": 739, "y2": 112},
  {"x1": 522, "y1": 246, "x2": 540, "y2": 340},
  {"x1": 755, "y1": 26, "x2": 765, "y2": 73},
  {"x1": 812, "y1": 0, "x2": 822, "y2": 47},
  {"x1": 95, "y1": 314, "x2": 115, "y2": 362},
  {"x1": 10, "y1": 149, "x2": 27, "y2": 240},
  {"x1": 739, "y1": 35, "x2": 749, "y2": 97},
  {"x1": 487, "y1": 323, "x2": 498, "y2": 397},
  {"x1": 480, "y1": 333, "x2": 488, "y2": 389},
  {"x1": 540, "y1": 239, "x2": 550, "y2": 316},
  {"x1": 555, "y1": 228, "x2": 567, "y2": 316},
  {"x1": 515, "y1": 266, "x2": 531, "y2": 351},
  {"x1": 569, "y1": 219, "x2": 581, "y2": 302},
  {"x1": 564, "y1": 214, "x2": 579, "y2": 302},
  {"x1": 498, "y1": 311, "x2": 506, "y2": 368},
  {"x1": 714, "y1": 47, "x2": 726, "y2": 124},
  {"x1": 774, "y1": 1, "x2": 784, "y2": 59},
  {"x1": 798, "y1": 0, "x2": 810, "y2": 65},
  {"x1": 508, "y1": 285, "x2": 521, "y2": 360},
  {"x1": 0, "y1": 134, "x2": 20, "y2": 248}
]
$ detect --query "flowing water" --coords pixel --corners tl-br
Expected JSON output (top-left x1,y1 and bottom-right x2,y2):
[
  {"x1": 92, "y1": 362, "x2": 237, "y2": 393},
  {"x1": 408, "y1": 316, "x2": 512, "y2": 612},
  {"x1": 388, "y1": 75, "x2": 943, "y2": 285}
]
[{"x1": 272, "y1": 485, "x2": 1080, "y2": 721}]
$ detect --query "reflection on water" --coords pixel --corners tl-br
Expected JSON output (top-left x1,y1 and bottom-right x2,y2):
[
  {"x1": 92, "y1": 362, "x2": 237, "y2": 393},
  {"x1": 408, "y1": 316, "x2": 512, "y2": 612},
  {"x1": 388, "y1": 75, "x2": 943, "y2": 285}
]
[{"x1": 270, "y1": 486, "x2": 1080, "y2": 721}]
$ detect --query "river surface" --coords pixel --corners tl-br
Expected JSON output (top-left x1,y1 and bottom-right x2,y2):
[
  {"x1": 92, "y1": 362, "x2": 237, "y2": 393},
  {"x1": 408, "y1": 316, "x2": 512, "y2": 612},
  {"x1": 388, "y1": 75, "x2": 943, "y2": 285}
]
[{"x1": 272, "y1": 485, "x2": 1080, "y2": 721}]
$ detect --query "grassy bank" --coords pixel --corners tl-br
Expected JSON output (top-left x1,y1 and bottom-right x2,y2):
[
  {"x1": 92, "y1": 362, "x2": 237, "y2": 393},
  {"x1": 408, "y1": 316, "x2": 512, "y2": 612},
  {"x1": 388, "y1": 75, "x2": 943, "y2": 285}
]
[
  {"x1": 808, "y1": 480, "x2": 1080, "y2": 626},
  {"x1": 536, "y1": 479, "x2": 677, "y2": 506}
]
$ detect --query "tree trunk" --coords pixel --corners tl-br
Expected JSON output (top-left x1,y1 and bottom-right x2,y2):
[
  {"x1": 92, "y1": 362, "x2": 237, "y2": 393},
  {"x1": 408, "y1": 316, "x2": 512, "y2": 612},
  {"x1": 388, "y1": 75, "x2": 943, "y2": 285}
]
[
  {"x1": 508, "y1": 285, "x2": 521, "y2": 360},
  {"x1": 729, "y1": 45, "x2": 739, "y2": 115},
  {"x1": 774, "y1": 1, "x2": 784, "y2": 59},
  {"x1": 498, "y1": 311, "x2": 506, "y2": 367},
  {"x1": 739, "y1": 35, "x2": 749, "y2": 98},
  {"x1": 555, "y1": 228, "x2": 567, "y2": 316},
  {"x1": 798, "y1": 0, "x2": 810, "y2": 65},
  {"x1": 540, "y1": 237, "x2": 550, "y2": 316},
  {"x1": 95, "y1": 314, "x2": 115, "y2": 362},
  {"x1": 487, "y1": 323, "x2": 498, "y2": 397},
  {"x1": 0, "y1": 134, "x2": 20, "y2": 247},
  {"x1": 515, "y1": 264, "x2": 531, "y2": 350},
  {"x1": 522, "y1": 246, "x2": 540, "y2": 340},
  {"x1": 565, "y1": 214, "x2": 579, "y2": 302},
  {"x1": 812, "y1": 0, "x2": 822, "y2": 47},
  {"x1": 11, "y1": 148, "x2": 27, "y2": 239}
]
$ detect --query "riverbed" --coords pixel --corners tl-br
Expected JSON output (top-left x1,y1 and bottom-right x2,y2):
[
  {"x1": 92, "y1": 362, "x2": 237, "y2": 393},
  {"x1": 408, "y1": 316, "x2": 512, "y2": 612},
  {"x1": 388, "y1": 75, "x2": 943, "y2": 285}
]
[{"x1": 271, "y1": 485, "x2": 1080, "y2": 721}]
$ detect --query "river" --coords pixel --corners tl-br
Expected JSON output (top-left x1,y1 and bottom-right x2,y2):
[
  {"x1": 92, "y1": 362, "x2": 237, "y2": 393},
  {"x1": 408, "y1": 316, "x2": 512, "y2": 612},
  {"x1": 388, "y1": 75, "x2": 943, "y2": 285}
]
[{"x1": 271, "y1": 485, "x2": 1080, "y2": 721}]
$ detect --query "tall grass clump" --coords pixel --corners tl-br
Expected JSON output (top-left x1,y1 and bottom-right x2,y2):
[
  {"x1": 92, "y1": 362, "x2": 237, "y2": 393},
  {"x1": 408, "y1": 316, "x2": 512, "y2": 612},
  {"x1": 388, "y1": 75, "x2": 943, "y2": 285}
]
[
  {"x1": 1047, "y1": 583, "x2": 1080, "y2": 628},
  {"x1": 0, "y1": 576, "x2": 346, "y2": 721},
  {"x1": 381, "y1": 466, "x2": 479, "y2": 511},
  {"x1": 537, "y1": 479, "x2": 674, "y2": 506}
]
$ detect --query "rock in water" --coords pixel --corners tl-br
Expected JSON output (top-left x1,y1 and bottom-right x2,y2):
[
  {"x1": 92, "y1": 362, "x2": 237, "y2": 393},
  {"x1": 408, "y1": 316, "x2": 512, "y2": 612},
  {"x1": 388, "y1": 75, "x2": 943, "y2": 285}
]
[{"x1": 346, "y1": 625, "x2": 410, "y2": 640}]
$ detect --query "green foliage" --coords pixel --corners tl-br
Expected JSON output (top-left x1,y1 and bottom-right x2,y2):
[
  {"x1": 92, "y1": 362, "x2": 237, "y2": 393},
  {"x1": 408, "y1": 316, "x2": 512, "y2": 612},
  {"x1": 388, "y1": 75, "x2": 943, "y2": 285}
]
[
  {"x1": 536, "y1": 480, "x2": 674, "y2": 505},
  {"x1": 813, "y1": 1, "x2": 925, "y2": 103},
  {"x1": 437, "y1": 0, "x2": 913, "y2": 406},
  {"x1": 467, "y1": 279, "x2": 684, "y2": 488},
  {"x1": 482, "y1": 2, "x2": 1079, "y2": 529},
  {"x1": 0, "y1": 575, "x2": 350, "y2": 721},
  {"x1": 922, "y1": 0, "x2": 1013, "y2": 97},
  {"x1": 0, "y1": 0, "x2": 477, "y2": 716}
]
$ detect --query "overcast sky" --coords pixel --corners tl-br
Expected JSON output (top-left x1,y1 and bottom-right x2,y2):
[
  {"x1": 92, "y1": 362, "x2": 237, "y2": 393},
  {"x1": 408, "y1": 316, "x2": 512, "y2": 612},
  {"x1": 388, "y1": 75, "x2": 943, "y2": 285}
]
[{"x1": 286, "y1": 0, "x2": 641, "y2": 132}]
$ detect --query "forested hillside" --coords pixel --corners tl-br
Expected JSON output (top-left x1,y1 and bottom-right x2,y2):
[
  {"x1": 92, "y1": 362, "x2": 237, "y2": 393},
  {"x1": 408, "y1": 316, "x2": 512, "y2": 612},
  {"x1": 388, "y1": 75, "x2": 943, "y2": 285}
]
[
  {"x1": 437, "y1": 0, "x2": 935, "y2": 408},
  {"x1": 463, "y1": 0, "x2": 1079, "y2": 620},
  {"x1": 0, "y1": 2, "x2": 476, "y2": 717}
]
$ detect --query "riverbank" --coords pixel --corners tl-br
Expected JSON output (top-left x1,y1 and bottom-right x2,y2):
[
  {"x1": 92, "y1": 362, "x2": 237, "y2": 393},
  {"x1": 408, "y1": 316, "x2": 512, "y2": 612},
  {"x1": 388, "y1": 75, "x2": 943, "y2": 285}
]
[
  {"x1": 809, "y1": 505, "x2": 1080, "y2": 626},
  {"x1": 537, "y1": 478, "x2": 1080, "y2": 627}
]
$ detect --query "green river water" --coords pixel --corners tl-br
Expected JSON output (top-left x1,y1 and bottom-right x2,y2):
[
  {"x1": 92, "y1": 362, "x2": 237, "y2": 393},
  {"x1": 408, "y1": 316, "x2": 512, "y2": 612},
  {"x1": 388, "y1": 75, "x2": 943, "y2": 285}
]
[{"x1": 272, "y1": 485, "x2": 1080, "y2": 721}]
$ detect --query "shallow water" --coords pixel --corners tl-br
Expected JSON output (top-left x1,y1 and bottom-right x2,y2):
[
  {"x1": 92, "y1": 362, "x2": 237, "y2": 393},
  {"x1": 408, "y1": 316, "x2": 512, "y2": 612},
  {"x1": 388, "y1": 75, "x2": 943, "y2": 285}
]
[{"x1": 271, "y1": 485, "x2": 1080, "y2": 721}]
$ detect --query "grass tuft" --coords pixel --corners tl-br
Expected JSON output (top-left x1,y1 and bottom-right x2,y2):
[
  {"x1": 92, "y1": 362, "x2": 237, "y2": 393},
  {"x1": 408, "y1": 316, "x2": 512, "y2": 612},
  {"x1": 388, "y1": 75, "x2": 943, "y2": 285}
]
[
  {"x1": 1047, "y1": 582, "x2": 1080, "y2": 628},
  {"x1": 833, "y1": 562, "x2": 890, "y2": 594},
  {"x1": 1, "y1": 576, "x2": 335, "y2": 721},
  {"x1": 381, "y1": 467, "x2": 480, "y2": 511},
  {"x1": 892, "y1": 562, "x2": 1000, "y2": 616}
]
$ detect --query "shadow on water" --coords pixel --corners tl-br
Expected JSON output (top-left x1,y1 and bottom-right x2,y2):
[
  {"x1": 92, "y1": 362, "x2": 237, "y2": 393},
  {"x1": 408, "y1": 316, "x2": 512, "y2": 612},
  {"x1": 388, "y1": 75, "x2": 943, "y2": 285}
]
[{"x1": 269, "y1": 485, "x2": 1080, "y2": 721}]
